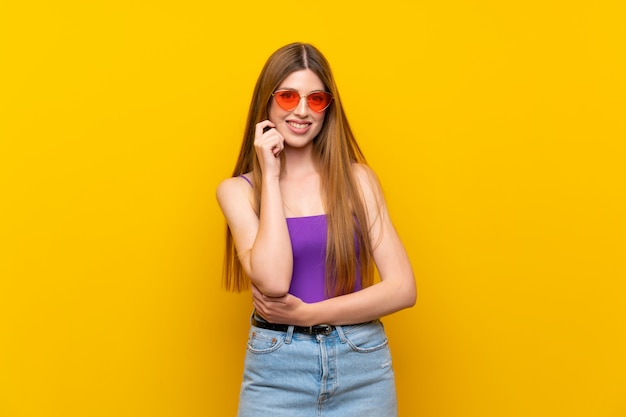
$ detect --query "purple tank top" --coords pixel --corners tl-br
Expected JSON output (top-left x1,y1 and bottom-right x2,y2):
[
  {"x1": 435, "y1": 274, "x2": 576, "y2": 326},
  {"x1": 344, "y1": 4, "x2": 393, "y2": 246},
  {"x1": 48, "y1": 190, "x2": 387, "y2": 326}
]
[
  {"x1": 286, "y1": 215, "x2": 328, "y2": 302},
  {"x1": 238, "y1": 175, "x2": 361, "y2": 302},
  {"x1": 287, "y1": 215, "x2": 362, "y2": 303}
]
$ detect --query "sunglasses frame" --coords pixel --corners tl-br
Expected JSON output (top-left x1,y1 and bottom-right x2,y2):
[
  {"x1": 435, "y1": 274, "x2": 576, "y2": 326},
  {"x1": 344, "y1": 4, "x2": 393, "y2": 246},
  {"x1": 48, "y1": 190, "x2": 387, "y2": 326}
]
[{"x1": 271, "y1": 89, "x2": 334, "y2": 113}]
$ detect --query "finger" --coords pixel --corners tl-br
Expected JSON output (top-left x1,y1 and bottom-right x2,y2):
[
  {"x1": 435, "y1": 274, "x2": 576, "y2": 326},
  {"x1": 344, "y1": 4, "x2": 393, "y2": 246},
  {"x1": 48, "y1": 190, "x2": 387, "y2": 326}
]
[
  {"x1": 255, "y1": 120, "x2": 275, "y2": 139},
  {"x1": 253, "y1": 298, "x2": 264, "y2": 310},
  {"x1": 272, "y1": 143, "x2": 282, "y2": 157},
  {"x1": 271, "y1": 134, "x2": 285, "y2": 157},
  {"x1": 252, "y1": 287, "x2": 269, "y2": 304},
  {"x1": 252, "y1": 291, "x2": 263, "y2": 304},
  {"x1": 253, "y1": 303, "x2": 263, "y2": 318}
]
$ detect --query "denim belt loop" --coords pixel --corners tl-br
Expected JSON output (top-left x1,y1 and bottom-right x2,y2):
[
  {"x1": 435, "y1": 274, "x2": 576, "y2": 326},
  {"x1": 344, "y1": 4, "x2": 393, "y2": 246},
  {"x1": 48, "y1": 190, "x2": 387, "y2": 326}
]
[
  {"x1": 335, "y1": 325, "x2": 347, "y2": 343},
  {"x1": 285, "y1": 325, "x2": 295, "y2": 344}
]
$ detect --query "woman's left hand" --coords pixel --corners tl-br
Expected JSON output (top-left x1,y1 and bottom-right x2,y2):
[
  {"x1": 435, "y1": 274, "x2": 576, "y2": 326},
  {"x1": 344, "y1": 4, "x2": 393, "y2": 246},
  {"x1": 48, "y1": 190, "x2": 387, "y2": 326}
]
[{"x1": 251, "y1": 285, "x2": 311, "y2": 326}]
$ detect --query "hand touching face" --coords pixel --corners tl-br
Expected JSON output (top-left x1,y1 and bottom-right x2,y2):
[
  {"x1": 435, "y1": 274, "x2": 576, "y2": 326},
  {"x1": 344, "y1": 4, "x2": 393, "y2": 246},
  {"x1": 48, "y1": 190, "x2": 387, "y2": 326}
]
[{"x1": 254, "y1": 120, "x2": 284, "y2": 178}]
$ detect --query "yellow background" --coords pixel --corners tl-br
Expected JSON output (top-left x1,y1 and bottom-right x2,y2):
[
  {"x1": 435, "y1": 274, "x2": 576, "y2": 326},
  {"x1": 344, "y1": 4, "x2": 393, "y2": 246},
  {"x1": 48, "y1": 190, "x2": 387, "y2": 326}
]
[{"x1": 1, "y1": 1, "x2": 625, "y2": 416}]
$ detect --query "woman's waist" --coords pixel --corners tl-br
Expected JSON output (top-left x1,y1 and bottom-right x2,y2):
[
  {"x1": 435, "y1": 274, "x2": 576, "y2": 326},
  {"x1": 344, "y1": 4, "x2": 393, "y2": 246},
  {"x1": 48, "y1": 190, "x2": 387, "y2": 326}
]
[{"x1": 251, "y1": 311, "x2": 380, "y2": 337}]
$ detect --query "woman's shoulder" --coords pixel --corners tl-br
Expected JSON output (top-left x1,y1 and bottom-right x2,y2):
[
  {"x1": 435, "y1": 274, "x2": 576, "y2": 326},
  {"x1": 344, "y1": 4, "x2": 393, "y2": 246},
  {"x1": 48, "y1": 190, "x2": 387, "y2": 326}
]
[
  {"x1": 351, "y1": 163, "x2": 386, "y2": 210},
  {"x1": 351, "y1": 162, "x2": 374, "y2": 176},
  {"x1": 216, "y1": 174, "x2": 254, "y2": 207},
  {"x1": 218, "y1": 172, "x2": 252, "y2": 188},
  {"x1": 351, "y1": 163, "x2": 381, "y2": 191}
]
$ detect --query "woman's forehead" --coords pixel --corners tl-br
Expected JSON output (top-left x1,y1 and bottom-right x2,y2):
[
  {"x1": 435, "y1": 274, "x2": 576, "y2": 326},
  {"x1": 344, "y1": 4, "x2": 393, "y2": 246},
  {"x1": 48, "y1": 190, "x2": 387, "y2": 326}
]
[{"x1": 278, "y1": 69, "x2": 324, "y2": 91}]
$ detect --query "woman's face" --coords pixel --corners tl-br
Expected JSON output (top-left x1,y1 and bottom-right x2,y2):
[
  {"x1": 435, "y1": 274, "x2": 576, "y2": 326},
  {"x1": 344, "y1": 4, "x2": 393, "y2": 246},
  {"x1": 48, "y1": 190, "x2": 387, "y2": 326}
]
[{"x1": 268, "y1": 69, "x2": 328, "y2": 149}]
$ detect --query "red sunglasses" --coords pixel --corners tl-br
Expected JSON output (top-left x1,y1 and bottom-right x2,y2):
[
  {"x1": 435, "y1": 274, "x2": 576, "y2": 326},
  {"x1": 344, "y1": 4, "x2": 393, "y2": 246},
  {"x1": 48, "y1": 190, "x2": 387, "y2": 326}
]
[{"x1": 271, "y1": 89, "x2": 333, "y2": 113}]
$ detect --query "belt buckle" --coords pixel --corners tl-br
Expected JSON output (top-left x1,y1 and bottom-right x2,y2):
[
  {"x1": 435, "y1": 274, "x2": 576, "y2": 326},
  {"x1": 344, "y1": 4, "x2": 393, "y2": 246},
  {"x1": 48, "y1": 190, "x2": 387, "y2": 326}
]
[{"x1": 314, "y1": 324, "x2": 333, "y2": 336}]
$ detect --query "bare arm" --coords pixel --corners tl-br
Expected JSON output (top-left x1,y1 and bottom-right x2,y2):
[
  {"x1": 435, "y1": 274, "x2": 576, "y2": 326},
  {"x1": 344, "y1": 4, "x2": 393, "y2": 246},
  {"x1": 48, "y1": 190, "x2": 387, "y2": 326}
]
[
  {"x1": 253, "y1": 164, "x2": 416, "y2": 325},
  {"x1": 216, "y1": 121, "x2": 293, "y2": 297}
]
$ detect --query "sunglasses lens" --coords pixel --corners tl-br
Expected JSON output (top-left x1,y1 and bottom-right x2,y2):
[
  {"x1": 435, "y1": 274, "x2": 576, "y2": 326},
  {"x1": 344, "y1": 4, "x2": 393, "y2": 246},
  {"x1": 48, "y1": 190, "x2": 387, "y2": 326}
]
[
  {"x1": 307, "y1": 92, "x2": 332, "y2": 112},
  {"x1": 274, "y1": 91, "x2": 300, "y2": 111}
]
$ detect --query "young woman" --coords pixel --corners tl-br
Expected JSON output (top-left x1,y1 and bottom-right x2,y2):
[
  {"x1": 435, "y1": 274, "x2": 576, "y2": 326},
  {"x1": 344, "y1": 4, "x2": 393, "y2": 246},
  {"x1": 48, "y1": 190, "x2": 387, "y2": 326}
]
[{"x1": 216, "y1": 42, "x2": 416, "y2": 417}]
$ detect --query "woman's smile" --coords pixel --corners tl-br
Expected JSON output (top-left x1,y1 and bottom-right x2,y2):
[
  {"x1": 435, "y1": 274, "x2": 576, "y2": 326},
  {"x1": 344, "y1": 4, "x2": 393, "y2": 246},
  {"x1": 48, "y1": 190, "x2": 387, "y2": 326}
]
[{"x1": 286, "y1": 120, "x2": 312, "y2": 132}]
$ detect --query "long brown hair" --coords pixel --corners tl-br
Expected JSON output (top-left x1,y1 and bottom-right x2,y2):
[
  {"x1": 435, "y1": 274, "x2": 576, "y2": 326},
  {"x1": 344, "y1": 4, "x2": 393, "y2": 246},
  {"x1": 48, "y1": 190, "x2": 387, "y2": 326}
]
[{"x1": 223, "y1": 42, "x2": 374, "y2": 297}]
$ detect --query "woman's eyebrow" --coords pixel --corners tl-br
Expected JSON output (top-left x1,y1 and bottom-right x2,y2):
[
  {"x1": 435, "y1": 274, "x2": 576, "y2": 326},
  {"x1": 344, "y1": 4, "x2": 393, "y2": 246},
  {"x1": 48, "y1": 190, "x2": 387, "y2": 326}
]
[{"x1": 275, "y1": 87, "x2": 325, "y2": 93}]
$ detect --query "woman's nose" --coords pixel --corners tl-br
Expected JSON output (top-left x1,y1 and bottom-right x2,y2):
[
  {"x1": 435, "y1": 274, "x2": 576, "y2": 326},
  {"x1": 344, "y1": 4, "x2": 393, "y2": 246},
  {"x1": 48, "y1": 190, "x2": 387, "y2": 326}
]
[{"x1": 293, "y1": 96, "x2": 308, "y2": 116}]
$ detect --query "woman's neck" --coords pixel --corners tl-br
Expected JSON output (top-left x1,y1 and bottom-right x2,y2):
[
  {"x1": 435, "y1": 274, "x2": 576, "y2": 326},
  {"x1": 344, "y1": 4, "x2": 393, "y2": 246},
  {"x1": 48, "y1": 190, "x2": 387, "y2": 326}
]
[{"x1": 281, "y1": 144, "x2": 318, "y2": 178}]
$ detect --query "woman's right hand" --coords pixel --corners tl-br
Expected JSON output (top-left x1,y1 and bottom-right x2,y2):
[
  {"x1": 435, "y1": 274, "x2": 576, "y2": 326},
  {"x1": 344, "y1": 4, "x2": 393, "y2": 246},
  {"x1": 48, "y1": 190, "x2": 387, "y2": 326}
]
[{"x1": 254, "y1": 120, "x2": 284, "y2": 178}]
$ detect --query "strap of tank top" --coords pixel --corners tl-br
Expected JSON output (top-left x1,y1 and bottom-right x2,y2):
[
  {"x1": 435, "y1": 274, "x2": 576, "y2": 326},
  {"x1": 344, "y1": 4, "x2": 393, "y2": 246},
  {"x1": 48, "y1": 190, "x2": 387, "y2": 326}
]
[{"x1": 239, "y1": 175, "x2": 253, "y2": 187}]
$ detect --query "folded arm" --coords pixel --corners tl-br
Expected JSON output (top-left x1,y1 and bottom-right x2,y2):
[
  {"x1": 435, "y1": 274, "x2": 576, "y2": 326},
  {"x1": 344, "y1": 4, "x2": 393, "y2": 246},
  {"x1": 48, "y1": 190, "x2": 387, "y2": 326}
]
[
  {"x1": 216, "y1": 175, "x2": 293, "y2": 297},
  {"x1": 253, "y1": 164, "x2": 416, "y2": 325}
]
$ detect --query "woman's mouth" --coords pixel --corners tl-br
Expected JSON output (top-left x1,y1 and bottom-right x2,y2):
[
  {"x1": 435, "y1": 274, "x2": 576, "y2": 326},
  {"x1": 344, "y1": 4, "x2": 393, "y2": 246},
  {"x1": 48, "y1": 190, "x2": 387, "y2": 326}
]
[
  {"x1": 286, "y1": 120, "x2": 312, "y2": 133},
  {"x1": 287, "y1": 121, "x2": 311, "y2": 129}
]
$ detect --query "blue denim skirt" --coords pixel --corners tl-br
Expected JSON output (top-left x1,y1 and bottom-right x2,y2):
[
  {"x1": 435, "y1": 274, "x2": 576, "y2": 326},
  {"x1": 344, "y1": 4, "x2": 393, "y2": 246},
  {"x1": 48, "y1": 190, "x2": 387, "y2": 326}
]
[{"x1": 237, "y1": 317, "x2": 398, "y2": 417}]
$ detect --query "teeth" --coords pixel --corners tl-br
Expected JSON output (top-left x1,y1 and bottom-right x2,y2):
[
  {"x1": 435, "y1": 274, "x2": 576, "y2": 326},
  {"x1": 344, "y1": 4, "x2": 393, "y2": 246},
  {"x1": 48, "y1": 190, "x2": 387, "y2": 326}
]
[{"x1": 288, "y1": 121, "x2": 309, "y2": 129}]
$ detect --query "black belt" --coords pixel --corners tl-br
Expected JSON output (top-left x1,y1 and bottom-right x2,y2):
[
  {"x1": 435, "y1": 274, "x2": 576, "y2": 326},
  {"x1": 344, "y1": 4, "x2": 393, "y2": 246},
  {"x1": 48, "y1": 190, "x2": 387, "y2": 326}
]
[{"x1": 251, "y1": 314, "x2": 336, "y2": 336}]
